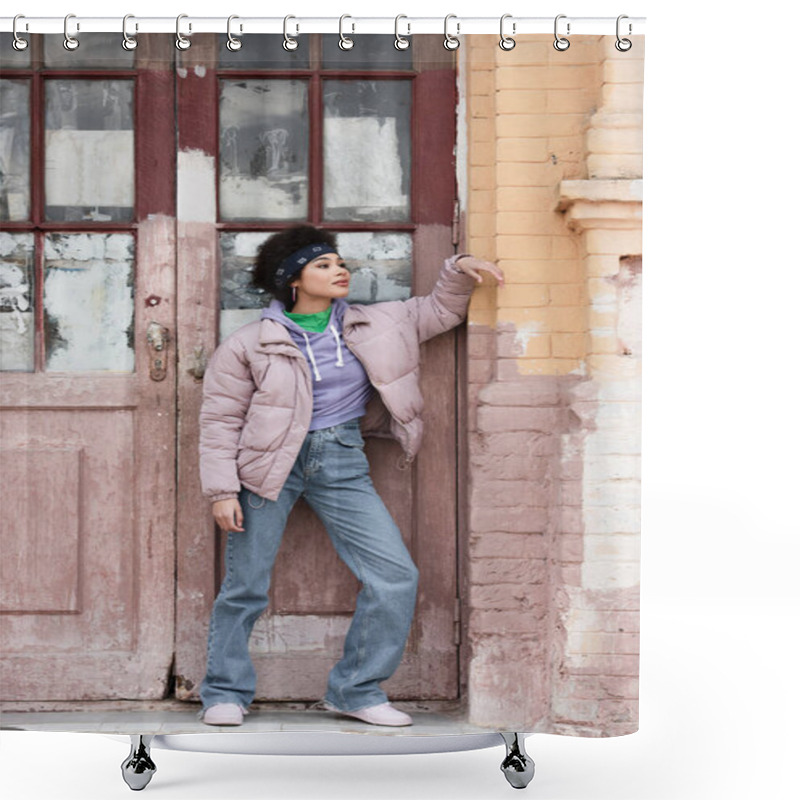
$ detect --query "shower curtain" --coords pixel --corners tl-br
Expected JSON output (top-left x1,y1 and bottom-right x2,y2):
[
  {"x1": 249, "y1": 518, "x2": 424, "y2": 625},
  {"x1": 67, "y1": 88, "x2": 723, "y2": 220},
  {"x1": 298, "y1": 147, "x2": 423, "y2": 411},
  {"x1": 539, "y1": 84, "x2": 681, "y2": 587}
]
[{"x1": 0, "y1": 25, "x2": 643, "y2": 739}]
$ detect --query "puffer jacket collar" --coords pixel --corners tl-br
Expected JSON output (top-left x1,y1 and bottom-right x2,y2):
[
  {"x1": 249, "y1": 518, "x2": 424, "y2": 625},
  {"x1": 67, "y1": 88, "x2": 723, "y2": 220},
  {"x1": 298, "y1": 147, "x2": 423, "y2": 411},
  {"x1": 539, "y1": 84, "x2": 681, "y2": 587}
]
[{"x1": 256, "y1": 298, "x2": 371, "y2": 354}]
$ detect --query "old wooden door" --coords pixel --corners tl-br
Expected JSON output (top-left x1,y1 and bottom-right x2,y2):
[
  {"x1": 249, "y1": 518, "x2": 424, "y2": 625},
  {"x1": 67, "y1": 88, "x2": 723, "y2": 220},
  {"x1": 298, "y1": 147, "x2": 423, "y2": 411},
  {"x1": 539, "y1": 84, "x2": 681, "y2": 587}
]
[
  {"x1": 0, "y1": 36, "x2": 176, "y2": 699},
  {"x1": 173, "y1": 35, "x2": 462, "y2": 703}
]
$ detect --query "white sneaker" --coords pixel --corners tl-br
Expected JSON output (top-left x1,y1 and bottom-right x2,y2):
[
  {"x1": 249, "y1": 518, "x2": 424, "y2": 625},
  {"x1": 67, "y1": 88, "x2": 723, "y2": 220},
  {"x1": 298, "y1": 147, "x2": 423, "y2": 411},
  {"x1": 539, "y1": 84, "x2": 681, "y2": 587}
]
[
  {"x1": 201, "y1": 703, "x2": 249, "y2": 726},
  {"x1": 322, "y1": 701, "x2": 413, "y2": 727}
]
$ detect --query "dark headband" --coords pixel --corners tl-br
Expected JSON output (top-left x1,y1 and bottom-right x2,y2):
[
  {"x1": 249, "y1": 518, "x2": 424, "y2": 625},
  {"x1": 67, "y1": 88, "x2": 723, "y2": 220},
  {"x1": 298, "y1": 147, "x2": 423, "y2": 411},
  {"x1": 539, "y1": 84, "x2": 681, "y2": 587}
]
[{"x1": 274, "y1": 243, "x2": 338, "y2": 289}]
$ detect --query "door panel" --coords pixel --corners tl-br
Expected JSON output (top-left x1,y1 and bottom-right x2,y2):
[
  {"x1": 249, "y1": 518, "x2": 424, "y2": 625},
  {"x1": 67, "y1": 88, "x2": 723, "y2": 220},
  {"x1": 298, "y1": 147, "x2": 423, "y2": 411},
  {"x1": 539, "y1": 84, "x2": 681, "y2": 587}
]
[
  {"x1": 0, "y1": 36, "x2": 176, "y2": 701},
  {"x1": 174, "y1": 35, "x2": 461, "y2": 702}
]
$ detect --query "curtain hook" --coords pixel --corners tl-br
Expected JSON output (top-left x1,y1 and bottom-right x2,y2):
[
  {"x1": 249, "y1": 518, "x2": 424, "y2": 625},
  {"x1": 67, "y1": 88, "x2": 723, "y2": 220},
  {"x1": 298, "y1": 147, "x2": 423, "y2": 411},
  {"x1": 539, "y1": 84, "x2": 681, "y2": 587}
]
[
  {"x1": 394, "y1": 14, "x2": 410, "y2": 51},
  {"x1": 63, "y1": 13, "x2": 80, "y2": 51},
  {"x1": 283, "y1": 15, "x2": 299, "y2": 51},
  {"x1": 339, "y1": 14, "x2": 354, "y2": 50},
  {"x1": 615, "y1": 14, "x2": 633, "y2": 52},
  {"x1": 443, "y1": 13, "x2": 459, "y2": 51},
  {"x1": 12, "y1": 15, "x2": 29, "y2": 51},
  {"x1": 553, "y1": 14, "x2": 570, "y2": 51},
  {"x1": 122, "y1": 14, "x2": 138, "y2": 51},
  {"x1": 227, "y1": 15, "x2": 243, "y2": 51},
  {"x1": 175, "y1": 13, "x2": 191, "y2": 51},
  {"x1": 499, "y1": 14, "x2": 516, "y2": 51}
]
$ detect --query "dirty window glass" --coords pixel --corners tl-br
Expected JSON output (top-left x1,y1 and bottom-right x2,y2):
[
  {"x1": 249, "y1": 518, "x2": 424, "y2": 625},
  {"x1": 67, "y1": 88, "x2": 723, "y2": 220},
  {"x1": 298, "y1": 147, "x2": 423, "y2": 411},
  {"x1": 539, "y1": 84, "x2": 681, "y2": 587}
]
[
  {"x1": 322, "y1": 80, "x2": 411, "y2": 222},
  {"x1": 0, "y1": 232, "x2": 34, "y2": 372},
  {"x1": 334, "y1": 231, "x2": 412, "y2": 302},
  {"x1": 43, "y1": 233, "x2": 135, "y2": 372},
  {"x1": 321, "y1": 34, "x2": 413, "y2": 70},
  {"x1": 216, "y1": 230, "x2": 412, "y2": 340},
  {"x1": 219, "y1": 79, "x2": 309, "y2": 222},
  {"x1": 217, "y1": 34, "x2": 309, "y2": 69},
  {"x1": 0, "y1": 79, "x2": 31, "y2": 222},
  {"x1": 0, "y1": 33, "x2": 33, "y2": 70},
  {"x1": 43, "y1": 33, "x2": 135, "y2": 69},
  {"x1": 44, "y1": 80, "x2": 135, "y2": 222}
]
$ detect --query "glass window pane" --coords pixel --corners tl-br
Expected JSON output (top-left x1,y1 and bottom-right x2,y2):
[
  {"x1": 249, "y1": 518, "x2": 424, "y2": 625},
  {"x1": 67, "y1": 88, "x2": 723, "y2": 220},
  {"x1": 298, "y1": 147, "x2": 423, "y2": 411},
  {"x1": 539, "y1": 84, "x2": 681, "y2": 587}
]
[
  {"x1": 43, "y1": 33, "x2": 135, "y2": 69},
  {"x1": 0, "y1": 79, "x2": 31, "y2": 221},
  {"x1": 323, "y1": 80, "x2": 411, "y2": 222},
  {"x1": 44, "y1": 80, "x2": 135, "y2": 222},
  {"x1": 44, "y1": 233, "x2": 134, "y2": 372},
  {"x1": 218, "y1": 34, "x2": 309, "y2": 69},
  {"x1": 218, "y1": 232, "x2": 268, "y2": 341},
  {"x1": 322, "y1": 34, "x2": 413, "y2": 70},
  {"x1": 335, "y1": 232, "x2": 412, "y2": 302},
  {"x1": 217, "y1": 230, "x2": 412, "y2": 341},
  {"x1": 219, "y1": 80, "x2": 309, "y2": 222},
  {"x1": 0, "y1": 232, "x2": 35, "y2": 372},
  {"x1": 0, "y1": 32, "x2": 33, "y2": 70}
]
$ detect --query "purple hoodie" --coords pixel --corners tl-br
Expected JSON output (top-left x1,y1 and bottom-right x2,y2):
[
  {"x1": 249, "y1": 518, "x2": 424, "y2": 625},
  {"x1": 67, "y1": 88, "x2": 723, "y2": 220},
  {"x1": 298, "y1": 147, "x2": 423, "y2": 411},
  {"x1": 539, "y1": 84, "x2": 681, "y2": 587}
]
[{"x1": 260, "y1": 297, "x2": 374, "y2": 431}]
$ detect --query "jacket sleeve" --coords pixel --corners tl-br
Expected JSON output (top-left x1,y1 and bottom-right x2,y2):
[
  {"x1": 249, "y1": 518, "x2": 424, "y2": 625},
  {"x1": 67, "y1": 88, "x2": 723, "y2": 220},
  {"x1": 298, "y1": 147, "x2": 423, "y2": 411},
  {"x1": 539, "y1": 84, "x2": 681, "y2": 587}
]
[
  {"x1": 404, "y1": 253, "x2": 476, "y2": 343},
  {"x1": 198, "y1": 335, "x2": 256, "y2": 503}
]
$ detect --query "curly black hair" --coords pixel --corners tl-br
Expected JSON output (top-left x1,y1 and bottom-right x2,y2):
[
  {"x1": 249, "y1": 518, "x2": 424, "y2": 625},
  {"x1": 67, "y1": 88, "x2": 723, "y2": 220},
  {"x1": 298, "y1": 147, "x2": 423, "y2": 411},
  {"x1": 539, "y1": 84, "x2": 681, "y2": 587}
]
[{"x1": 251, "y1": 225, "x2": 339, "y2": 310}]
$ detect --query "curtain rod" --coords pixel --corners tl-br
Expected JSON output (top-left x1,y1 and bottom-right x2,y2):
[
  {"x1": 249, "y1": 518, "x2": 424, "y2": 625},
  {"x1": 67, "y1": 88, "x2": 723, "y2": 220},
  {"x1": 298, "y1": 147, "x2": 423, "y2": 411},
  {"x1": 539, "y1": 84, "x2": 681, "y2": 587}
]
[{"x1": 1, "y1": 16, "x2": 646, "y2": 37}]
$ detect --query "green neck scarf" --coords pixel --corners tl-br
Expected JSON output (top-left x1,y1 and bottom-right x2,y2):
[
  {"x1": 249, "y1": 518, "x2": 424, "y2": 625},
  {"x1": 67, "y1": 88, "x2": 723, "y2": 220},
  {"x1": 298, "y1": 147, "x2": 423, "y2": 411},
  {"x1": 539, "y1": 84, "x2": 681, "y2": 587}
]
[{"x1": 283, "y1": 305, "x2": 333, "y2": 333}]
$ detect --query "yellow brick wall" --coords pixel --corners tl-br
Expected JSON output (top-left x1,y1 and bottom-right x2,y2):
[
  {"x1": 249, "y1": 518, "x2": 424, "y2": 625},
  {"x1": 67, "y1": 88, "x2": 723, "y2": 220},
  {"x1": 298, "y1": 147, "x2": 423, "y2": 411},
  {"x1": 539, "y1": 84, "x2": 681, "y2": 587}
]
[{"x1": 464, "y1": 35, "x2": 605, "y2": 376}]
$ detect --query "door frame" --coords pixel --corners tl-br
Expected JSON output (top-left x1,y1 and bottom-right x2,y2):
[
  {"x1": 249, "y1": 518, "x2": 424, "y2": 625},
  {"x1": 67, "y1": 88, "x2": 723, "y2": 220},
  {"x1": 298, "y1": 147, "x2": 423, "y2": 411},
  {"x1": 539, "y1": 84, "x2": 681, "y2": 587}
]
[{"x1": 171, "y1": 34, "x2": 465, "y2": 705}]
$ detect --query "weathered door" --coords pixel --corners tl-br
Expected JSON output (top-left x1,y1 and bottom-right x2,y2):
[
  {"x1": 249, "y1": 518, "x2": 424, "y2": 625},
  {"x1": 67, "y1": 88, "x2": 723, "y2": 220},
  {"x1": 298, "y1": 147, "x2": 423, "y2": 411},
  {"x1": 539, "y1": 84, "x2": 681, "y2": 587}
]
[
  {"x1": 173, "y1": 35, "x2": 462, "y2": 702},
  {"x1": 0, "y1": 36, "x2": 176, "y2": 699}
]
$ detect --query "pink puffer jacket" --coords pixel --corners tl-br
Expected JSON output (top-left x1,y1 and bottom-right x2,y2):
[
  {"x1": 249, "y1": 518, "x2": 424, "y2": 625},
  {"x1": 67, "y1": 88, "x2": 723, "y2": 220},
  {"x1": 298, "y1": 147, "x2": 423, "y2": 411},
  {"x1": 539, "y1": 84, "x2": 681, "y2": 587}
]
[{"x1": 199, "y1": 254, "x2": 475, "y2": 503}]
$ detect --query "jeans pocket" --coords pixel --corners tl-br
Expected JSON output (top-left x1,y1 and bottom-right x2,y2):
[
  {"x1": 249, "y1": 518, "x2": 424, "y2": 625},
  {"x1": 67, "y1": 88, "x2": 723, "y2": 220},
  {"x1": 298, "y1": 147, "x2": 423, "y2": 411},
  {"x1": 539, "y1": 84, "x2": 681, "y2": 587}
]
[{"x1": 333, "y1": 425, "x2": 365, "y2": 449}]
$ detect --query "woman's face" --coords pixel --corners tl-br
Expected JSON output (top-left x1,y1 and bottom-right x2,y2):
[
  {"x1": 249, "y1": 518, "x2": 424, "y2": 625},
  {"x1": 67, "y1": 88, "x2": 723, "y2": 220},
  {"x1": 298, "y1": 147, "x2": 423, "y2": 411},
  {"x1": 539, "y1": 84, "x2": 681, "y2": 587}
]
[{"x1": 291, "y1": 252, "x2": 351, "y2": 301}]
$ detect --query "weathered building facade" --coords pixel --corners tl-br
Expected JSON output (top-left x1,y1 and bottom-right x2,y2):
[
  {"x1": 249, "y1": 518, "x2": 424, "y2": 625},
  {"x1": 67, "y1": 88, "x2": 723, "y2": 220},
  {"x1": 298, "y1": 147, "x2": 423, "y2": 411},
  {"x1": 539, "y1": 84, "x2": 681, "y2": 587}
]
[{"x1": 0, "y1": 32, "x2": 641, "y2": 736}]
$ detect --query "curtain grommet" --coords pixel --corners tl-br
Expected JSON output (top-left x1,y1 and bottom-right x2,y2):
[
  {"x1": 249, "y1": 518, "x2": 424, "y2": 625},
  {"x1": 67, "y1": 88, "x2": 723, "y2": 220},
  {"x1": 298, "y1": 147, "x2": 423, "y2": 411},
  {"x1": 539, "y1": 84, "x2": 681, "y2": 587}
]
[
  {"x1": 615, "y1": 15, "x2": 633, "y2": 51},
  {"x1": 553, "y1": 14, "x2": 570, "y2": 51},
  {"x1": 122, "y1": 14, "x2": 138, "y2": 51},
  {"x1": 443, "y1": 13, "x2": 460, "y2": 51},
  {"x1": 12, "y1": 15, "x2": 29, "y2": 51},
  {"x1": 394, "y1": 14, "x2": 410, "y2": 50},
  {"x1": 175, "y1": 13, "x2": 191, "y2": 51},
  {"x1": 499, "y1": 14, "x2": 516, "y2": 51},
  {"x1": 63, "y1": 13, "x2": 80, "y2": 51},
  {"x1": 226, "y1": 15, "x2": 243, "y2": 51},
  {"x1": 282, "y1": 15, "x2": 299, "y2": 51},
  {"x1": 338, "y1": 14, "x2": 355, "y2": 50}
]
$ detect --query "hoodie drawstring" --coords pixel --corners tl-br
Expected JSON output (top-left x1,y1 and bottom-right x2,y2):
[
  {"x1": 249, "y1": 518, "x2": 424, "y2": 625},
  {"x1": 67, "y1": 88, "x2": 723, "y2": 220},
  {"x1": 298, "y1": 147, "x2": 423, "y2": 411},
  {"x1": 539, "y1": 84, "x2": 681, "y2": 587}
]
[
  {"x1": 301, "y1": 324, "x2": 345, "y2": 382},
  {"x1": 301, "y1": 331, "x2": 323, "y2": 382},
  {"x1": 330, "y1": 324, "x2": 345, "y2": 367}
]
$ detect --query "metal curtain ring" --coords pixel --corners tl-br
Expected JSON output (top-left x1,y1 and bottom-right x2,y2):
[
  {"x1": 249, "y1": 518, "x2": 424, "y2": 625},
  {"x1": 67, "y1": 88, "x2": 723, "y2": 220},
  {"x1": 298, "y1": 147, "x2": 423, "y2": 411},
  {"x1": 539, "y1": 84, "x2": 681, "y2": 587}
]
[
  {"x1": 339, "y1": 14, "x2": 354, "y2": 50},
  {"x1": 499, "y1": 14, "x2": 516, "y2": 51},
  {"x1": 63, "y1": 13, "x2": 80, "y2": 51},
  {"x1": 122, "y1": 14, "x2": 138, "y2": 51},
  {"x1": 227, "y1": 15, "x2": 242, "y2": 51},
  {"x1": 12, "y1": 15, "x2": 29, "y2": 51},
  {"x1": 394, "y1": 14, "x2": 410, "y2": 50},
  {"x1": 443, "y1": 14, "x2": 459, "y2": 51},
  {"x1": 283, "y1": 15, "x2": 298, "y2": 51},
  {"x1": 553, "y1": 14, "x2": 570, "y2": 51},
  {"x1": 175, "y1": 14, "x2": 191, "y2": 50},
  {"x1": 615, "y1": 14, "x2": 633, "y2": 51}
]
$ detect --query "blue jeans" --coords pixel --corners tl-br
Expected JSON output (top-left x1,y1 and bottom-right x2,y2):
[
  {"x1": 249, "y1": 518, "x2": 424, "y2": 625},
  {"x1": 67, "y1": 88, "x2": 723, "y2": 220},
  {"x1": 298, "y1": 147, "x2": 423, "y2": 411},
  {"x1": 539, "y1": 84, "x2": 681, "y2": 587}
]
[{"x1": 199, "y1": 418, "x2": 419, "y2": 713}]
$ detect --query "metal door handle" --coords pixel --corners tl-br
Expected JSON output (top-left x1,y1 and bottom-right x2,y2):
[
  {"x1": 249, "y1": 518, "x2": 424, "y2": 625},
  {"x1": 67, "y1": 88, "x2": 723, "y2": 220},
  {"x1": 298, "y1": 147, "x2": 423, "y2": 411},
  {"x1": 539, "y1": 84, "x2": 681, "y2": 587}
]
[{"x1": 146, "y1": 321, "x2": 170, "y2": 381}]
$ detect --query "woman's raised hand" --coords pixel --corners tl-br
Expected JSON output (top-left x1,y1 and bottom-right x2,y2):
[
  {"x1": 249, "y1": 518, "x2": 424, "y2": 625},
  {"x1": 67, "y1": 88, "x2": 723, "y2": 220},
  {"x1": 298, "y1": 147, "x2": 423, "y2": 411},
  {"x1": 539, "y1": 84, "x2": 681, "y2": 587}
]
[
  {"x1": 212, "y1": 498, "x2": 245, "y2": 532},
  {"x1": 456, "y1": 256, "x2": 505, "y2": 286}
]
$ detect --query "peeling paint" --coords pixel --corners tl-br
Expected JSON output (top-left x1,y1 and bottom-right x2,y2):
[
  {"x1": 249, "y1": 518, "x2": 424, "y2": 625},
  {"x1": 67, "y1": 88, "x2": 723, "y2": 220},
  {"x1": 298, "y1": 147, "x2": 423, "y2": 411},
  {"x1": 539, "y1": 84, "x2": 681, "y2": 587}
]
[
  {"x1": 43, "y1": 233, "x2": 135, "y2": 372},
  {"x1": 513, "y1": 320, "x2": 544, "y2": 355}
]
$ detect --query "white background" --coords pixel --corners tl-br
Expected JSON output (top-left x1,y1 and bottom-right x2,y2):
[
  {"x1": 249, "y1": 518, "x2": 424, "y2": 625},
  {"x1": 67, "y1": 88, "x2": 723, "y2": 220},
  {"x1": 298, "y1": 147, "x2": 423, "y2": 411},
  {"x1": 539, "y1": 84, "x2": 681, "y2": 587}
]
[{"x1": 3, "y1": 1, "x2": 799, "y2": 798}]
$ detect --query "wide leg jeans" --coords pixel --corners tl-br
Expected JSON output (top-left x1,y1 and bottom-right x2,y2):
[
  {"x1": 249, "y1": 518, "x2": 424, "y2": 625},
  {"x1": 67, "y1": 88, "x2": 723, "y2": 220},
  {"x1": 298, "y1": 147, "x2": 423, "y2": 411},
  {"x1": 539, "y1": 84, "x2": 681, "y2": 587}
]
[{"x1": 198, "y1": 418, "x2": 419, "y2": 713}]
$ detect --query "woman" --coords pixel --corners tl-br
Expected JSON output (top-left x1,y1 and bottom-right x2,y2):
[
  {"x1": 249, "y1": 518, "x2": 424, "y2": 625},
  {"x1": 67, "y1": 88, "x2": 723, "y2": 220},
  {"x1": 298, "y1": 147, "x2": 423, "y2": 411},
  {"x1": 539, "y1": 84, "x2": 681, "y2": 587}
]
[{"x1": 198, "y1": 224, "x2": 503, "y2": 727}]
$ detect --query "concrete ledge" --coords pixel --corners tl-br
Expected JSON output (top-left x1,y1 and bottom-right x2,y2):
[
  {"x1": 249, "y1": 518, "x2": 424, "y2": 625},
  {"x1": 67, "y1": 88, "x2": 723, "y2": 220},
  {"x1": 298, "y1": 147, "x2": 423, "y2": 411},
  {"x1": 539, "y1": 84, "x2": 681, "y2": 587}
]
[{"x1": 0, "y1": 708, "x2": 497, "y2": 736}]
